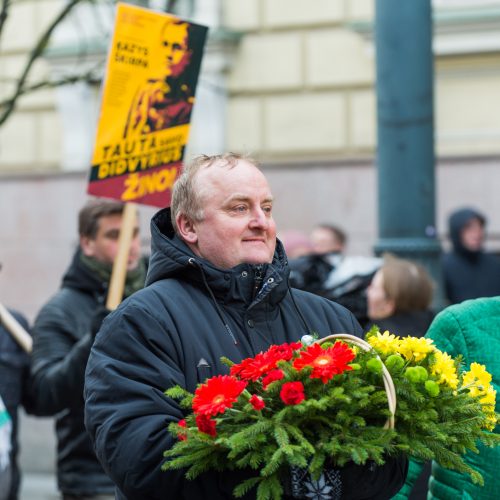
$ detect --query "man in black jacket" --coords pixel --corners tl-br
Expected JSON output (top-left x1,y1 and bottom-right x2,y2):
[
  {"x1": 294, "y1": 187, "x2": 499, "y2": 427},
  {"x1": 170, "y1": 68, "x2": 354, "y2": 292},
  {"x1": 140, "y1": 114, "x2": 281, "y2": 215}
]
[
  {"x1": 84, "y1": 154, "x2": 407, "y2": 499},
  {"x1": 30, "y1": 199, "x2": 146, "y2": 500}
]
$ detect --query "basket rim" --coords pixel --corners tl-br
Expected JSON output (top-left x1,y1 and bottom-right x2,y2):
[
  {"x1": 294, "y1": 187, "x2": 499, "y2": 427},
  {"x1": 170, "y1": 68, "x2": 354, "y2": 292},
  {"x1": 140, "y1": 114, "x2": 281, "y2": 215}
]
[{"x1": 316, "y1": 333, "x2": 396, "y2": 429}]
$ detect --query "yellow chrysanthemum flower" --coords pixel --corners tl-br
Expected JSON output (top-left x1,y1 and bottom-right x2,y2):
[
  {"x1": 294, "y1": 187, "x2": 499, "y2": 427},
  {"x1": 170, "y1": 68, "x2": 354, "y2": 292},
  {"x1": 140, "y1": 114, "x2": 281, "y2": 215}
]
[
  {"x1": 480, "y1": 385, "x2": 496, "y2": 407},
  {"x1": 367, "y1": 330, "x2": 400, "y2": 355},
  {"x1": 431, "y1": 351, "x2": 459, "y2": 389},
  {"x1": 398, "y1": 336, "x2": 434, "y2": 362},
  {"x1": 463, "y1": 363, "x2": 492, "y2": 390}
]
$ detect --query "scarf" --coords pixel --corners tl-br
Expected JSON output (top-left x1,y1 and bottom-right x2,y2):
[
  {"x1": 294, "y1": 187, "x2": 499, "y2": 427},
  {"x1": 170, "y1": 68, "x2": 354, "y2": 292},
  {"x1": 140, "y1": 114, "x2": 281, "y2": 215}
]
[{"x1": 80, "y1": 253, "x2": 146, "y2": 299}]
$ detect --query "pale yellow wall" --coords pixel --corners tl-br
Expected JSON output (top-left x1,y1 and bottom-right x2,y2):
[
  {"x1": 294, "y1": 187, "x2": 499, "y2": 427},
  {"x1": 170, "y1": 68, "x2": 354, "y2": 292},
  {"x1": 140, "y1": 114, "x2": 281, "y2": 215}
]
[
  {"x1": 435, "y1": 55, "x2": 500, "y2": 156},
  {"x1": 224, "y1": 0, "x2": 376, "y2": 160},
  {"x1": 223, "y1": 0, "x2": 500, "y2": 161}
]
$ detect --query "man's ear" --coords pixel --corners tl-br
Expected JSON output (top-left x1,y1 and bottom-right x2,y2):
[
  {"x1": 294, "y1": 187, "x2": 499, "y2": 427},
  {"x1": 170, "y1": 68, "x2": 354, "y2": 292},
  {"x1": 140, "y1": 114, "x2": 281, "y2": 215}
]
[
  {"x1": 176, "y1": 213, "x2": 198, "y2": 244},
  {"x1": 80, "y1": 235, "x2": 95, "y2": 257}
]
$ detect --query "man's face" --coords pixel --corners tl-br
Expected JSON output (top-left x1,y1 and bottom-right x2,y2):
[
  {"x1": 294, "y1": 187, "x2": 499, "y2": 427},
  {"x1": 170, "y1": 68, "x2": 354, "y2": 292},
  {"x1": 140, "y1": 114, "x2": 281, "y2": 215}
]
[
  {"x1": 310, "y1": 227, "x2": 343, "y2": 254},
  {"x1": 80, "y1": 214, "x2": 141, "y2": 271},
  {"x1": 461, "y1": 218, "x2": 484, "y2": 252},
  {"x1": 160, "y1": 22, "x2": 190, "y2": 77},
  {"x1": 178, "y1": 160, "x2": 277, "y2": 269}
]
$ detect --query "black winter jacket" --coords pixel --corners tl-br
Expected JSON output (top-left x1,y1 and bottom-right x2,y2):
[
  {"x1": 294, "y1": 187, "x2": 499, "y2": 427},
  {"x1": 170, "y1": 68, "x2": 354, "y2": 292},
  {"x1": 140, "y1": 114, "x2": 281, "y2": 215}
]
[
  {"x1": 84, "y1": 208, "x2": 407, "y2": 500},
  {"x1": 0, "y1": 309, "x2": 32, "y2": 500},
  {"x1": 443, "y1": 208, "x2": 500, "y2": 304},
  {"x1": 30, "y1": 251, "x2": 115, "y2": 496}
]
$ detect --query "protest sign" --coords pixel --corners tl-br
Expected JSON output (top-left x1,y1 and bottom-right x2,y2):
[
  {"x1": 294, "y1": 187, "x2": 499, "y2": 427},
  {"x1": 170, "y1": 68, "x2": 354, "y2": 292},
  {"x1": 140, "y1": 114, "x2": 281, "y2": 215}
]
[{"x1": 88, "y1": 2, "x2": 208, "y2": 207}]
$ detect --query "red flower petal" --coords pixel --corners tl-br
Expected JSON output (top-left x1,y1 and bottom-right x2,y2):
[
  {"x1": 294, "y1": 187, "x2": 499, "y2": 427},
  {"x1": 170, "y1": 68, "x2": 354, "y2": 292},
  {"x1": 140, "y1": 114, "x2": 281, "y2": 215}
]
[
  {"x1": 177, "y1": 419, "x2": 187, "y2": 441},
  {"x1": 293, "y1": 342, "x2": 355, "y2": 383},
  {"x1": 262, "y1": 369, "x2": 284, "y2": 389},
  {"x1": 192, "y1": 375, "x2": 247, "y2": 417},
  {"x1": 230, "y1": 342, "x2": 302, "y2": 381},
  {"x1": 249, "y1": 394, "x2": 265, "y2": 411},
  {"x1": 280, "y1": 381, "x2": 305, "y2": 405},
  {"x1": 195, "y1": 414, "x2": 217, "y2": 437}
]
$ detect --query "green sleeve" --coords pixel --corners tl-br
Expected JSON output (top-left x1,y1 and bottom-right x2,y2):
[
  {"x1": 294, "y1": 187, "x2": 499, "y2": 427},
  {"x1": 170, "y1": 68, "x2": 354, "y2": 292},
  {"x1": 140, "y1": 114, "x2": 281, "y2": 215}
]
[
  {"x1": 425, "y1": 307, "x2": 469, "y2": 360},
  {"x1": 391, "y1": 458, "x2": 425, "y2": 499}
]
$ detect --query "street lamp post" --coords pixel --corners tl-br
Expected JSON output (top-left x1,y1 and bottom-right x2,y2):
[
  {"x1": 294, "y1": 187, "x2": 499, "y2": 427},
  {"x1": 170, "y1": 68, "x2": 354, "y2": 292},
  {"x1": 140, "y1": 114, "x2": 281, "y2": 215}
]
[{"x1": 375, "y1": 0, "x2": 445, "y2": 309}]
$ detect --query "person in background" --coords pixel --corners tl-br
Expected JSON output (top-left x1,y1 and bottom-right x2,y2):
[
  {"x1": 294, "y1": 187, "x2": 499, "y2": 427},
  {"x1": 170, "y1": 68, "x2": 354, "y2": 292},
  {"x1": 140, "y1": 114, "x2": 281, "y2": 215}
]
[
  {"x1": 365, "y1": 254, "x2": 435, "y2": 338},
  {"x1": 289, "y1": 223, "x2": 380, "y2": 325},
  {"x1": 278, "y1": 229, "x2": 313, "y2": 259},
  {"x1": 30, "y1": 199, "x2": 146, "y2": 500},
  {"x1": 310, "y1": 224, "x2": 346, "y2": 255},
  {"x1": 392, "y1": 296, "x2": 500, "y2": 500},
  {"x1": 84, "y1": 153, "x2": 407, "y2": 500},
  {"x1": 0, "y1": 279, "x2": 33, "y2": 500},
  {"x1": 443, "y1": 207, "x2": 500, "y2": 304}
]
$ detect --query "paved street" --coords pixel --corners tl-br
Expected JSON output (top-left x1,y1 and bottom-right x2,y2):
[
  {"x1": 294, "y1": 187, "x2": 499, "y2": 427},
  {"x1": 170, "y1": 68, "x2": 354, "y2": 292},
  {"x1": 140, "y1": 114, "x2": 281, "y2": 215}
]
[
  {"x1": 20, "y1": 473, "x2": 58, "y2": 500},
  {"x1": 18, "y1": 411, "x2": 59, "y2": 499}
]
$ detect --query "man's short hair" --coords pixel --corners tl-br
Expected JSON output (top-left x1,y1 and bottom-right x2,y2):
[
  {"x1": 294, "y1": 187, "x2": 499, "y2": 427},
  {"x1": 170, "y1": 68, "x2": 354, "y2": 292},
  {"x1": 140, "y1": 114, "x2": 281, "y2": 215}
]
[
  {"x1": 170, "y1": 153, "x2": 258, "y2": 234},
  {"x1": 78, "y1": 199, "x2": 125, "y2": 238},
  {"x1": 316, "y1": 224, "x2": 347, "y2": 247}
]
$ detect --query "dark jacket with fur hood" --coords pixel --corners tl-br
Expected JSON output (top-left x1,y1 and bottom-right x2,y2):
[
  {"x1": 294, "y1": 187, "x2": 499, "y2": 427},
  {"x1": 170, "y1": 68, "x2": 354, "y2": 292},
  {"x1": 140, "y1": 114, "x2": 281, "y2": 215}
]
[{"x1": 84, "y1": 208, "x2": 407, "y2": 499}]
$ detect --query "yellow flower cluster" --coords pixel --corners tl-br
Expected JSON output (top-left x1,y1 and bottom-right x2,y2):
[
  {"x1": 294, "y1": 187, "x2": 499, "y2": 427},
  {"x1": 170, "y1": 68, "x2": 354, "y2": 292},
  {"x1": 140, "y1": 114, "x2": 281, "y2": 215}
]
[
  {"x1": 367, "y1": 330, "x2": 497, "y2": 430},
  {"x1": 463, "y1": 363, "x2": 497, "y2": 430},
  {"x1": 398, "y1": 337, "x2": 435, "y2": 362},
  {"x1": 430, "y1": 351, "x2": 459, "y2": 390},
  {"x1": 366, "y1": 330, "x2": 400, "y2": 355}
]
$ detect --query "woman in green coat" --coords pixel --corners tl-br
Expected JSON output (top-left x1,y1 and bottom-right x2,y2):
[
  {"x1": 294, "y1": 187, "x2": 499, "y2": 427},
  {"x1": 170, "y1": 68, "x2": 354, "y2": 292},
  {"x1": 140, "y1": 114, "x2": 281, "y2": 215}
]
[{"x1": 393, "y1": 296, "x2": 500, "y2": 499}]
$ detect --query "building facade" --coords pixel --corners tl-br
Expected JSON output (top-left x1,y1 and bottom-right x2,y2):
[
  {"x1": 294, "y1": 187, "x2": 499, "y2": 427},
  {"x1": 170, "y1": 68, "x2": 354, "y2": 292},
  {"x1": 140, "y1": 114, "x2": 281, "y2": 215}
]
[{"x1": 1, "y1": 0, "x2": 500, "y2": 320}]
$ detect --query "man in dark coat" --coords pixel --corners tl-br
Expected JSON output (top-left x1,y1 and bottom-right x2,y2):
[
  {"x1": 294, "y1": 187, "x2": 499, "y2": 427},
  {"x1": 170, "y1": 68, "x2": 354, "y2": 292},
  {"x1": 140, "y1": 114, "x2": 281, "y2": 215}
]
[
  {"x1": 84, "y1": 153, "x2": 407, "y2": 500},
  {"x1": 443, "y1": 207, "x2": 500, "y2": 304},
  {"x1": 0, "y1": 304, "x2": 32, "y2": 500},
  {"x1": 30, "y1": 199, "x2": 146, "y2": 500}
]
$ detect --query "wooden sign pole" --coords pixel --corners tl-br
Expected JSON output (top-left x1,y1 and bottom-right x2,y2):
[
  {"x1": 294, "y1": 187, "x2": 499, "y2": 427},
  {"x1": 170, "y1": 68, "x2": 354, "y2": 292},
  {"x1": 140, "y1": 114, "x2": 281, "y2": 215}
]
[
  {"x1": 0, "y1": 302, "x2": 32, "y2": 353},
  {"x1": 106, "y1": 202, "x2": 138, "y2": 310}
]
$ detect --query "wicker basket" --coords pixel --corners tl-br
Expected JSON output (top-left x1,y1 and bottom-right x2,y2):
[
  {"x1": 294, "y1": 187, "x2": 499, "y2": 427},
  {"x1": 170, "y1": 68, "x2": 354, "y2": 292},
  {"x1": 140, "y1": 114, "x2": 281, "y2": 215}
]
[{"x1": 317, "y1": 333, "x2": 396, "y2": 429}]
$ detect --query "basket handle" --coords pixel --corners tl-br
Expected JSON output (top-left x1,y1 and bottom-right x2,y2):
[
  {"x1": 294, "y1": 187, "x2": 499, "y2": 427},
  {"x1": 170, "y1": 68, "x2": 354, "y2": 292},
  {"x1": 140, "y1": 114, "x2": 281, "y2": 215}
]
[{"x1": 316, "y1": 334, "x2": 396, "y2": 429}]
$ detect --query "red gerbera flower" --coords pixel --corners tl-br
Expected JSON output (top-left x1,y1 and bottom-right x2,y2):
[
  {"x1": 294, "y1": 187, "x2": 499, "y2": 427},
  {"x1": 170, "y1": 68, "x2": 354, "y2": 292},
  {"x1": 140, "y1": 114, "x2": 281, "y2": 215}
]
[
  {"x1": 266, "y1": 342, "x2": 302, "y2": 361},
  {"x1": 230, "y1": 342, "x2": 302, "y2": 381},
  {"x1": 249, "y1": 394, "x2": 265, "y2": 411},
  {"x1": 280, "y1": 381, "x2": 305, "y2": 405},
  {"x1": 195, "y1": 414, "x2": 217, "y2": 437},
  {"x1": 192, "y1": 375, "x2": 247, "y2": 416},
  {"x1": 262, "y1": 369, "x2": 284, "y2": 389},
  {"x1": 293, "y1": 342, "x2": 355, "y2": 383}
]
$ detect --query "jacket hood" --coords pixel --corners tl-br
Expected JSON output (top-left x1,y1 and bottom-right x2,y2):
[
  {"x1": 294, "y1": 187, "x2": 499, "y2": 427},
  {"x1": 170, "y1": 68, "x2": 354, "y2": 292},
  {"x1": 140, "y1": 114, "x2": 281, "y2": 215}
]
[
  {"x1": 146, "y1": 207, "x2": 290, "y2": 308},
  {"x1": 448, "y1": 207, "x2": 486, "y2": 257},
  {"x1": 62, "y1": 249, "x2": 108, "y2": 296}
]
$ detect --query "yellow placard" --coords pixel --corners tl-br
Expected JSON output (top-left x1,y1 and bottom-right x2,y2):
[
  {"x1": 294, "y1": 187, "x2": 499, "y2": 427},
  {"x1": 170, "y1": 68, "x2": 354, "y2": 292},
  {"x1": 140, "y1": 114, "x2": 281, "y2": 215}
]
[{"x1": 88, "y1": 2, "x2": 208, "y2": 207}]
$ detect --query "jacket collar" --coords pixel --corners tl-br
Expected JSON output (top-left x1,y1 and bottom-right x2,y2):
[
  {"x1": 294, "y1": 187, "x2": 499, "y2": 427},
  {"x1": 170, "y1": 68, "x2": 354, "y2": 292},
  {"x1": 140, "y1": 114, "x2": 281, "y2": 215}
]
[{"x1": 146, "y1": 207, "x2": 290, "y2": 308}]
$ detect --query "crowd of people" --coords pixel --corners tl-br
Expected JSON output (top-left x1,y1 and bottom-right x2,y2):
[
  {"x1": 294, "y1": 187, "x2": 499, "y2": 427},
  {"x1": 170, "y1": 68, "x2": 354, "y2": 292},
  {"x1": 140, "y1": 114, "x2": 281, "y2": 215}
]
[{"x1": 1, "y1": 154, "x2": 500, "y2": 499}]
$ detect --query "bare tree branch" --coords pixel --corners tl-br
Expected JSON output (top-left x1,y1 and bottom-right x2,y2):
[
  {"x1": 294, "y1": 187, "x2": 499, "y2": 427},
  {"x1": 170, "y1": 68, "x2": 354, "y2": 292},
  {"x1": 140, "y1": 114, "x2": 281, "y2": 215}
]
[
  {"x1": 0, "y1": 68, "x2": 102, "y2": 109},
  {"x1": 0, "y1": 0, "x2": 12, "y2": 41},
  {"x1": 0, "y1": 0, "x2": 85, "y2": 126}
]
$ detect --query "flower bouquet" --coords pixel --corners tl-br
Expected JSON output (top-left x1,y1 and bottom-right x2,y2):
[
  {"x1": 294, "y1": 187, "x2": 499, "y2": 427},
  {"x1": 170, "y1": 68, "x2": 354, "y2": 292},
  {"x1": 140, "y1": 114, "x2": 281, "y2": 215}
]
[{"x1": 162, "y1": 328, "x2": 500, "y2": 500}]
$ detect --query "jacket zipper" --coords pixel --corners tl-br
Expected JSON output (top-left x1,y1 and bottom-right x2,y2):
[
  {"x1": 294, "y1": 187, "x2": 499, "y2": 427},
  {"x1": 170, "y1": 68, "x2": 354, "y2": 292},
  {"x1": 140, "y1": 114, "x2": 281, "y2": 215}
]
[{"x1": 252, "y1": 265, "x2": 264, "y2": 300}]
